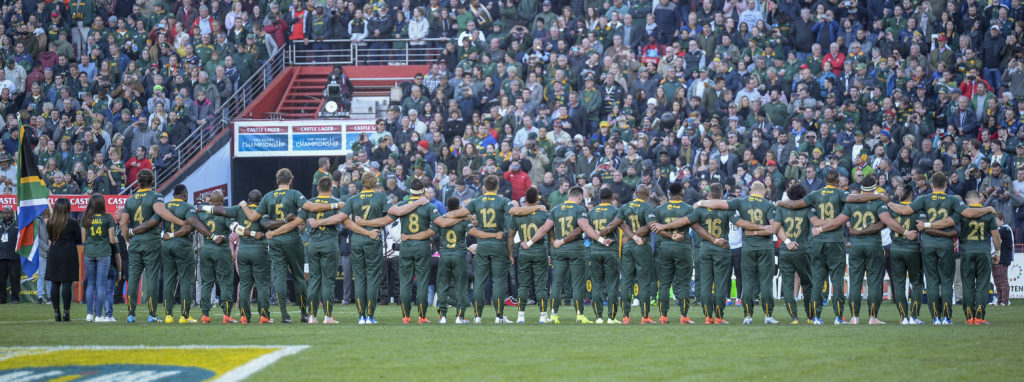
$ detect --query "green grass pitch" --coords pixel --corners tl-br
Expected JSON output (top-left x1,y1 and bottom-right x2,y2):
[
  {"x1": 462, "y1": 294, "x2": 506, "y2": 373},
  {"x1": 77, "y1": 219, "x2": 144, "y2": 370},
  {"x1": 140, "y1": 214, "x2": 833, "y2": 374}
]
[{"x1": 1, "y1": 300, "x2": 1022, "y2": 380}]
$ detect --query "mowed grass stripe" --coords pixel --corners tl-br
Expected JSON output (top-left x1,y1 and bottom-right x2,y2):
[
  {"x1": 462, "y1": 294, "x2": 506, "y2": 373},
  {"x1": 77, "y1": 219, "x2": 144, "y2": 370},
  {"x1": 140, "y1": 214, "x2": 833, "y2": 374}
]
[{"x1": 1, "y1": 302, "x2": 1021, "y2": 381}]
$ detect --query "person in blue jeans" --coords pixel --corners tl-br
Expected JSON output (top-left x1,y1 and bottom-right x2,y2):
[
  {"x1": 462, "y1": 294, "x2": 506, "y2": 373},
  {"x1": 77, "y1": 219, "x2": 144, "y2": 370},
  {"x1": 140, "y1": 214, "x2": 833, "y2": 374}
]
[
  {"x1": 102, "y1": 249, "x2": 120, "y2": 322},
  {"x1": 81, "y1": 195, "x2": 117, "y2": 322}
]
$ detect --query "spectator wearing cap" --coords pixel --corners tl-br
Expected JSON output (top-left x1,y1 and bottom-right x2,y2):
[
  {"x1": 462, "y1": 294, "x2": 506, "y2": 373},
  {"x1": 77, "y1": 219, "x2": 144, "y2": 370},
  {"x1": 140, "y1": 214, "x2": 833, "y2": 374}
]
[{"x1": 0, "y1": 153, "x2": 14, "y2": 190}]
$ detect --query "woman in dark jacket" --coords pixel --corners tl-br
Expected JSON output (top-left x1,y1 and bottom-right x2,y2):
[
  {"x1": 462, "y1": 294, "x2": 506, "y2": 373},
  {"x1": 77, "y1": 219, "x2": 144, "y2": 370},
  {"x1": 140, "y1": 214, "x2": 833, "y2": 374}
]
[{"x1": 46, "y1": 198, "x2": 81, "y2": 322}]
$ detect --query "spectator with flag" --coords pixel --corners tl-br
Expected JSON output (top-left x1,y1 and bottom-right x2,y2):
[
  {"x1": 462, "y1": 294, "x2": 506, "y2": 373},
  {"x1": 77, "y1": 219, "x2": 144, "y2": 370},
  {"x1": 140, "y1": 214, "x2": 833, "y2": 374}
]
[{"x1": 17, "y1": 126, "x2": 50, "y2": 307}]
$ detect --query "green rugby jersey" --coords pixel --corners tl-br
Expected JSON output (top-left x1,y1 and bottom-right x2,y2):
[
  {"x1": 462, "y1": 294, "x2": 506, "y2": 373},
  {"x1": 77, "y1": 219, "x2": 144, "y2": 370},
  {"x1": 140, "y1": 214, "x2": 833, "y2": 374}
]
[
  {"x1": 124, "y1": 188, "x2": 164, "y2": 241},
  {"x1": 163, "y1": 198, "x2": 196, "y2": 242},
  {"x1": 726, "y1": 195, "x2": 775, "y2": 250},
  {"x1": 958, "y1": 207, "x2": 997, "y2": 253},
  {"x1": 802, "y1": 186, "x2": 849, "y2": 243},
  {"x1": 342, "y1": 190, "x2": 390, "y2": 242},
  {"x1": 396, "y1": 197, "x2": 440, "y2": 243},
  {"x1": 84, "y1": 213, "x2": 114, "y2": 258},
  {"x1": 435, "y1": 220, "x2": 471, "y2": 254},
  {"x1": 618, "y1": 199, "x2": 657, "y2": 247},
  {"x1": 225, "y1": 205, "x2": 267, "y2": 247},
  {"x1": 654, "y1": 200, "x2": 693, "y2": 246},
  {"x1": 888, "y1": 202, "x2": 919, "y2": 251},
  {"x1": 549, "y1": 201, "x2": 588, "y2": 250},
  {"x1": 841, "y1": 199, "x2": 888, "y2": 247},
  {"x1": 465, "y1": 192, "x2": 514, "y2": 245},
  {"x1": 908, "y1": 192, "x2": 967, "y2": 249},
  {"x1": 196, "y1": 208, "x2": 230, "y2": 246},
  {"x1": 774, "y1": 206, "x2": 811, "y2": 253},
  {"x1": 256, "y1": 188, "x2": 309, "y2": 241},
  {"x1": 512, "y1": 209, "x2": 549, "y2": 249},
  {"x1": 685, "y1": 206, "x2": 736, "y2": 254},
  {"x1": 589, "y1": 203, "x2": 620, "y2": 250},
  {"x1": 300, "y1": 196, "x2": 343, "y2": 252}
]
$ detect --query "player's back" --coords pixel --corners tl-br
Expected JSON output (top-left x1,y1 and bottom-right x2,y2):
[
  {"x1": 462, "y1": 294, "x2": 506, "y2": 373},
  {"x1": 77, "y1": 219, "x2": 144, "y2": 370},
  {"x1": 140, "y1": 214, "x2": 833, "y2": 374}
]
[
  {"x1": 304, "y1": 196, "x2": 342, "y2": 243},
  {"x1": 163, "y1": 199, "x2": 195, "y2": 235},
  {"x1": 654, "y1": 200, "x2": 693, "y2": 237},
  {"x1": 775, "y1": 206, "x2": 811, "y2": 248},
  {"x1": 512, "y1": 209, "x2": 549, "y2": 246},
  {"x1": 437, "y1": 220, "x2": 471, "y2": 252},
  {"x1": 589, "y1": 203, "x2": 620, "y2": 248},
  {"x1": 804, "y1": 187, "x2": 847, "y2": 242},
  {"x1": 958, "y1": 213, "x2": 997, "y2": 253},
  {"x1": 124, "y1": 189, "x2": 164, "y2": 241}
]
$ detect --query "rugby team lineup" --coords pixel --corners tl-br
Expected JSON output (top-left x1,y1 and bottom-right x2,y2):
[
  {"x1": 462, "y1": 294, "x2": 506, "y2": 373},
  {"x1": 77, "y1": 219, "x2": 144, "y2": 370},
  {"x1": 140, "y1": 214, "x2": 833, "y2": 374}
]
[{"x1": 63, "y1": 165, "x2": 1001, "y2": 327}]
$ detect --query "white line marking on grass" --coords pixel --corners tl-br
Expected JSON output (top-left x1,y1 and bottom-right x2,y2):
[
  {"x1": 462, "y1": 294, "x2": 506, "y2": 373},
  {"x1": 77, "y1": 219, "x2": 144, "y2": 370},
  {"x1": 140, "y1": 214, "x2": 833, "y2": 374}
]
[
  {"x1": 213, "y1": 346, "x2": 309, "y2": 382},
  {"x1": 0, "y1": 346, "x2": 306, "y2": 350},
  {"x1": 0, "y1": 345, "x2": 309, "y2": 382}
]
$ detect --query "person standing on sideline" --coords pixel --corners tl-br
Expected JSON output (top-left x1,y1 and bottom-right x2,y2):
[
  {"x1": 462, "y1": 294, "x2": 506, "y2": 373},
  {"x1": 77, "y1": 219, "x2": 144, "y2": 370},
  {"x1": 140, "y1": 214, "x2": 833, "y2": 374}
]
[
  {"x1": 653, "y1": 183, "x2": 698, "y2": 325},
  {"x1": 0, "y1": 207, "x2": 20, "y2": 304},
  {"x1": 993, "y1": 213, "x2": 1014, "y2": 306},
  {"x1": 312, "y1": 157, "x2": 332, "y2": 195},
  {"x1": 81, "y1": 195, "x2": 116, "y2": 322},
  {"x1": 119, "y1": 169, "x2": 188, "y2": 323},
  {"x1": 585, "y1": 187, "x2": 624, "y2": 324},
  {"x1": 304, "y1": 176, "x2": 382, "y2": 324},
  {"x1": 161, "y1": 184, "x2": 217, "y2": 324},
  {"x1": 886, "y1": 185, "x2": 926, "y2": 325},
  {"x1": 254, "y1": 168, "x2": 335, "y2": 323},
  {"x1": 196, "y1": 190, "x2": 235, "y2": 324},
  {"x1": 618, "y1": 185, "x2": 659, "y2": 324},
  {"x1": 887, "y1": 172, "x2": 995, "y2": 325},
  {"x1": 696, "y1": 181, "x2": 779, "y2": 325},
  {"x1": 956, "y1": 191, "x2": 1000, "y2": 324},
  {"x1": 772, "y1": 184, "x2": 816, "y2": 324},
  {"x1": 432, "y1": 197, "x2": 475, "y2": 324},
  {"x1": 46, "y1": 198, "x2": 81, "y2": 322},
  {"x1": 341, "y1": 172, "x2": 395, "y2": 324},
  {"x1": 387, "y1": 179, "x2": 442, "y2": 324},
  {"x1": 35, "y1": 211, "x2": 50, "y2": 304},
  {"x1": 815, "y1": 175, "x2": 902, "y2": 325},
  {"x1": 777, "y1": 170, "x2": 885, "y2": 325},
  {"x1": 442, "y1": 175, "x2": 544, "y2": 323},
  {"x1": 526, "y1": 186, "x2": 611, "y2": 324},
  {"x1": 653, "y1": 183, "x2": 735, "y2": 325}
]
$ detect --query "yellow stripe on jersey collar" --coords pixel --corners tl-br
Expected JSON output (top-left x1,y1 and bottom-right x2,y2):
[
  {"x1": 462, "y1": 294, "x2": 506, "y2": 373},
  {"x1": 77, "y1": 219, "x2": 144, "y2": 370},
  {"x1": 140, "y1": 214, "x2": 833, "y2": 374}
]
[
  {"x1": 825, "y1": 185, "x2": 836, "y2": 189},
  {"x1": 632, "y1": 199, "x2": 645, "y2": 203},
  {"x1": 969, "y1": 203, "x2": 983, "y2": 207},
  {"x1": 138, "y1": 188, "x2": 152, "y2": 192},
  {"x1": 171, "y1": 198, "x2": 184, "y2": 202},
  {"x1": 598, "y1": 203, "x2": 611, "y2": 206},
  {"x1": 484, "y1": 192, "x2": 497, "y2": 196}
]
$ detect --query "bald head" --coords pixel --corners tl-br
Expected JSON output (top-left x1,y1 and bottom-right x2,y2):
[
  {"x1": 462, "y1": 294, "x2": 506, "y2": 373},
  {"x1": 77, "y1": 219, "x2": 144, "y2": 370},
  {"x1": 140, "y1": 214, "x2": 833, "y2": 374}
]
[
  {"x1": 749, "y1": 181, "x2": 766, "y2": 196},
  {"x1": 635, "y1": 184, "x2": 649, "y2": 200}
]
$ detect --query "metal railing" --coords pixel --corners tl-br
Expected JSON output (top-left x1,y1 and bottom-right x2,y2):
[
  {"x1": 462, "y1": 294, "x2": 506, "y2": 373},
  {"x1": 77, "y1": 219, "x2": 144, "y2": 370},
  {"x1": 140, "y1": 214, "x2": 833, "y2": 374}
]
[
  {"x1": 289, "y1": 38, "x2": 446, "y2": 65},
  {"x1": 120, "y1": 43, "x2": 291, "y2": 194}
]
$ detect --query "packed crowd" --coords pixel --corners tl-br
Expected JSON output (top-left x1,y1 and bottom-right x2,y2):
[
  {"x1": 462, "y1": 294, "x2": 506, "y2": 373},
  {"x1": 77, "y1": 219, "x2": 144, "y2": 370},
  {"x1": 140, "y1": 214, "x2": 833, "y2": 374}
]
[
  {"x1": 333, "y1": 0, "x2": 1024, "y2": 244},
  {"x1": 4, "y1": 0, "x2": 284, "y2": 195}
]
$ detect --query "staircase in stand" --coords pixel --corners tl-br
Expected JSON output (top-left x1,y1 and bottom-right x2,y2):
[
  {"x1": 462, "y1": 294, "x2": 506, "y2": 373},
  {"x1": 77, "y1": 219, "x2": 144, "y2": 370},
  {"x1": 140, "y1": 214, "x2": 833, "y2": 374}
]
[{"x1": 275, "y1": 67, "x2": 333, "y2": 119}]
